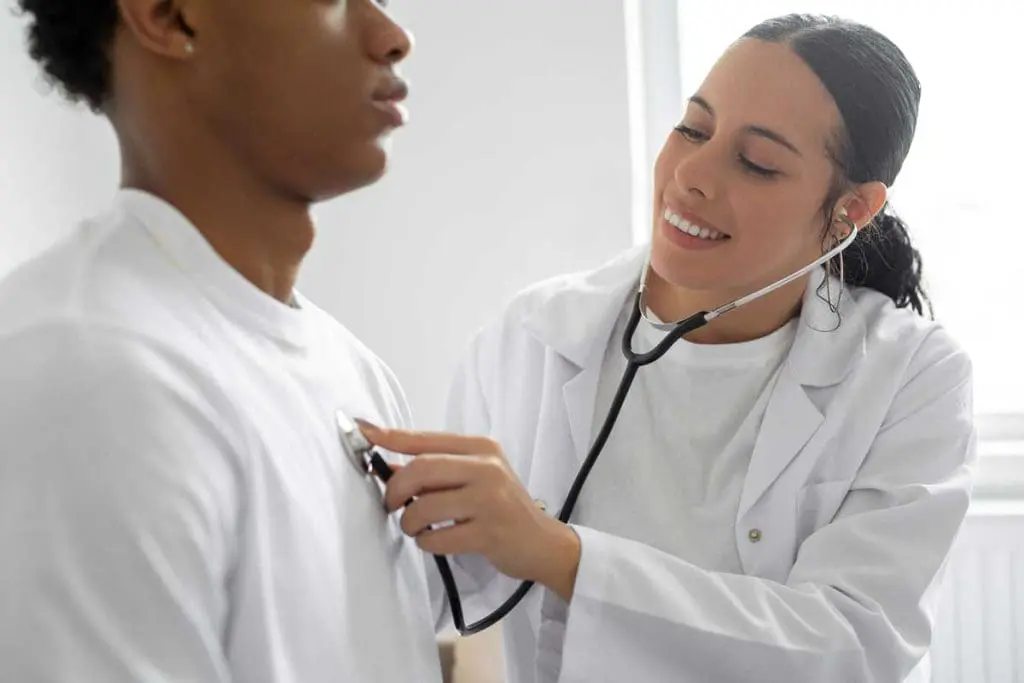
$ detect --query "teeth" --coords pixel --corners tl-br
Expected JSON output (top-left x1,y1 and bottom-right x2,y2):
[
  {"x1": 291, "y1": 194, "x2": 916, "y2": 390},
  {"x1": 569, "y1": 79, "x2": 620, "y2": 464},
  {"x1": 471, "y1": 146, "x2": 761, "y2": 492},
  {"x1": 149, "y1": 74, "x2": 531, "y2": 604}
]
[{"x1": 663, "y1": 208, "x2": 726, "y2": 241}]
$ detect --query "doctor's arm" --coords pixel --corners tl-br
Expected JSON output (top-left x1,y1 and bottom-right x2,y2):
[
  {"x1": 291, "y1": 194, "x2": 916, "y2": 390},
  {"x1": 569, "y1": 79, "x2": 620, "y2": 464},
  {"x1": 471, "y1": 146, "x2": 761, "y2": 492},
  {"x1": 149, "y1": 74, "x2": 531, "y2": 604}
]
[
  {"x1": 371, "y1": 327, "x2": 975, "y2": 682},
  {"x1": 547, "y1": 331, "x2": 975, "y2": 682},
  {"x1": 0, "y1": 326, "x2": 239, "y2": 683}
]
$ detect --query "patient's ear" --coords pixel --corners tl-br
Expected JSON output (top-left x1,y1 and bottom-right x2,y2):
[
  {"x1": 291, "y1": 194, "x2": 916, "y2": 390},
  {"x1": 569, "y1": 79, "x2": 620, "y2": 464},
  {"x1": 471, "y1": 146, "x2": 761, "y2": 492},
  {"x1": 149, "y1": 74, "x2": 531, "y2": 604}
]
[{"x1": 117, "y1": 0, "x2": 205, "y2": 59}]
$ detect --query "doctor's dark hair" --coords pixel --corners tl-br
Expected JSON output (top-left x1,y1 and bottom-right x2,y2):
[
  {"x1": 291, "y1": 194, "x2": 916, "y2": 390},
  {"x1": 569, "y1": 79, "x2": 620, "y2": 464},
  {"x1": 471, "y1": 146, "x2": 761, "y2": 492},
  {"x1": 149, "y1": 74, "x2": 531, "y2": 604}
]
[
  {"x1": 744, "y1": 15, "x2": 931, "y2": 317},
  {"x1": 16, "y1": 0, "x2": 119, "y2": 112}
]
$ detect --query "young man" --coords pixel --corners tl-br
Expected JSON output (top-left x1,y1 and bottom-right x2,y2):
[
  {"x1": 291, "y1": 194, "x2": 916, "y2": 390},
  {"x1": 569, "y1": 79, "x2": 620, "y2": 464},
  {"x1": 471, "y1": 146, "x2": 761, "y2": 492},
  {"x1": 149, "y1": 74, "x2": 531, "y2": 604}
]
[{"x1": 0, "y1": 1, "x2": 441, "y2": 681}]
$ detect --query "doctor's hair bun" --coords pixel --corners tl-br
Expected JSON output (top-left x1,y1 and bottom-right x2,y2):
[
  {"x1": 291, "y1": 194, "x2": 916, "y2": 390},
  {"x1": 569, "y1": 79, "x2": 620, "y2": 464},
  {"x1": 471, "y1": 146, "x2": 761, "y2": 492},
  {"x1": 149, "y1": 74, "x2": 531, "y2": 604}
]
[{"x1": 16, "y1": 0, "x2": 119, "y2": 112}]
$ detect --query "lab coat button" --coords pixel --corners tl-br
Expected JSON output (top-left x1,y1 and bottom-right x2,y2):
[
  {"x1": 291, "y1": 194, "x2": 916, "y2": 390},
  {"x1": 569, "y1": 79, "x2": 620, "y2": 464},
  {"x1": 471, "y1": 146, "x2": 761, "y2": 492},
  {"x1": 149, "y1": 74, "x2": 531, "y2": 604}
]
[{"x1": 748, "y1": 528, "x2": 763, "y2": 543}]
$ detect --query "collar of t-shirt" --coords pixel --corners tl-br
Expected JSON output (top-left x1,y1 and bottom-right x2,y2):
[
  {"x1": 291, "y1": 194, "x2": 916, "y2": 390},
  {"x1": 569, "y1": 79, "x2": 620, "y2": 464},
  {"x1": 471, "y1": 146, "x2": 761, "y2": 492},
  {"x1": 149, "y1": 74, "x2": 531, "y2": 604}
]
[
  {"x1": 638, "y1": 306, "x2": 798, "y2": 366},
  {"x1": 114, "y1": 188, "x2": 312, "y2": 348}
]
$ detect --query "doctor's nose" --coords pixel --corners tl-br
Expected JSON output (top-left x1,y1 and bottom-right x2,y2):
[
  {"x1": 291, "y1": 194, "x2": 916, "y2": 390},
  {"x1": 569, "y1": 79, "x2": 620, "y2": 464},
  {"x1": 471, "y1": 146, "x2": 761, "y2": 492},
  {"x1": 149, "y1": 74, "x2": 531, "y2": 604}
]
[{"x1": 671, "y1": 146, "x2": 721, "y2": 202}]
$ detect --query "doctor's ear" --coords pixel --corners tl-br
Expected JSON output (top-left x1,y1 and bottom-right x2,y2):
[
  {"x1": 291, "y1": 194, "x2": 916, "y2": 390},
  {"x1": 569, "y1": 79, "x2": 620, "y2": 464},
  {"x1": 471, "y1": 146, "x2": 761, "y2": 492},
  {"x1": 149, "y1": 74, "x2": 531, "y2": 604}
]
[
  {"x1": 833, "y1": 181, "x2": 888, "y2": 236},
  {"x1": 118, "y1": 0, "x2": 202, "y2": 58}
]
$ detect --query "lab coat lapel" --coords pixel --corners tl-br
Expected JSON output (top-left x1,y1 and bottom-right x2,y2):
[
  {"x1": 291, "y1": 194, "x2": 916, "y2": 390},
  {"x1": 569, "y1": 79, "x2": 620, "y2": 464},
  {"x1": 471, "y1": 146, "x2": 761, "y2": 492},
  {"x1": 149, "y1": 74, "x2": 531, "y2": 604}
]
[
  {"x1": 737, "y1": 371, "x2": 823, "y2": 517},
  {"x1": 522, "y1": 353, "x2": 593, "y2": 524},
  {"x1": 737, "y1": 272, "x2": 866, "y2": 517},
  {"x1": 522, "y1": 246, "x2": 648, "y2": 465}
]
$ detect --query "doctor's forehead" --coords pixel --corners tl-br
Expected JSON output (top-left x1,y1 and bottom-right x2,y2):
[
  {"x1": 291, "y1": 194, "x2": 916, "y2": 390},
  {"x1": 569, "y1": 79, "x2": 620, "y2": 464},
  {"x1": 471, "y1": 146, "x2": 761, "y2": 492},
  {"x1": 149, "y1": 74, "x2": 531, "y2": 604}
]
[{"x1": 691, "y1": 39, "x2": 842, "y2": 156}]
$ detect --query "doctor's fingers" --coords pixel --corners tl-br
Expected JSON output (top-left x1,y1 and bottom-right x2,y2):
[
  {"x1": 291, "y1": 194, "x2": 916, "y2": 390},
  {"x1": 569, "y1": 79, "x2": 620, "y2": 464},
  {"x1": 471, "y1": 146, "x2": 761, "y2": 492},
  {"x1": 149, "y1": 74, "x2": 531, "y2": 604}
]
[
  {"x1": 357, "y1": 420, "x2": 501, "y2": 457},
  {"x1": 400, "y1": 489, "x2": 480, "y2": 537},
  {"x1": 384, "y1": 453, "x2": 507, "y2": 512},
  {"x1": 415, "y1": 520, "x2": 485, "y2": 557}
]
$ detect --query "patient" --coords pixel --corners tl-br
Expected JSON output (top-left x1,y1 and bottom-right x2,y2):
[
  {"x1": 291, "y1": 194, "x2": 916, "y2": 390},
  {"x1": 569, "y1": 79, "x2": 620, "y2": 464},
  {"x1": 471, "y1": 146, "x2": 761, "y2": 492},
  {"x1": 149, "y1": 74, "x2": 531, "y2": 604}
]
[{"x1": 0, "y1": 1, "x2": 442, "y2": 682}]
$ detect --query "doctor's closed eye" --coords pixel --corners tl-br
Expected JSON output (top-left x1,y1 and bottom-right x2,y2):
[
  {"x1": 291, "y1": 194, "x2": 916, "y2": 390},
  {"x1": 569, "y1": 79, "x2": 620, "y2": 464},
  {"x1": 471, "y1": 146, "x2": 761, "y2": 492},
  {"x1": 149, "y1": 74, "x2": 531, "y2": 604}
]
[{"x1": 673, "y1": 124, "x2": 782, "y2": 179}]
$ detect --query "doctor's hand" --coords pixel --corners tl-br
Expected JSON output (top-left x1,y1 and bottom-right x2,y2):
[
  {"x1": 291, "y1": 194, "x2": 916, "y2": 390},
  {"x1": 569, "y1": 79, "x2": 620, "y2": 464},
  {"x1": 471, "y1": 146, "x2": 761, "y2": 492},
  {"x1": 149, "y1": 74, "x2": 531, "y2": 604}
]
[{"x1": 357, "y1": 422, "x2": 581, "y2": 601}]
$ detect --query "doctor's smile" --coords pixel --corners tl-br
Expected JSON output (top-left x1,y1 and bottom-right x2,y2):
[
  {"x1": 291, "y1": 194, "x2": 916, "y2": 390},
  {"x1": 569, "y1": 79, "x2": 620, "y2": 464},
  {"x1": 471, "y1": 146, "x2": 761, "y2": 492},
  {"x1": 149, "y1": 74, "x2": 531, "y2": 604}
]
[{"x1": 661, "y1": 206, "x2": 731, "y2": 251}]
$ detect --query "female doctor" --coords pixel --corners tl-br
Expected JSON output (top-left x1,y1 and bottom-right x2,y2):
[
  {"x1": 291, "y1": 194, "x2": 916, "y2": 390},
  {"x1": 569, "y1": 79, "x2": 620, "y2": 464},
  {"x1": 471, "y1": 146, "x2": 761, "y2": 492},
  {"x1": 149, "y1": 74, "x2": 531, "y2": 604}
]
[{"x1": 363, "y1": 14, "x2": 976, "y2": 683}]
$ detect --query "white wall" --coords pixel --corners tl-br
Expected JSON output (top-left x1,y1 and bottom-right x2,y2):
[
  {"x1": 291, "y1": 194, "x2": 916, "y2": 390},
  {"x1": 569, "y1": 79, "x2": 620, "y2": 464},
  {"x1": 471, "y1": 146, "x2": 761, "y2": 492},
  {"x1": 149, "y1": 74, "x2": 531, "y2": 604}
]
[
  {"x1": 0, "y1": 12, "x2": 120, "y2": 276},
  {"x1": 0, "y1": 1, "x2": 635, "y2": 428}
]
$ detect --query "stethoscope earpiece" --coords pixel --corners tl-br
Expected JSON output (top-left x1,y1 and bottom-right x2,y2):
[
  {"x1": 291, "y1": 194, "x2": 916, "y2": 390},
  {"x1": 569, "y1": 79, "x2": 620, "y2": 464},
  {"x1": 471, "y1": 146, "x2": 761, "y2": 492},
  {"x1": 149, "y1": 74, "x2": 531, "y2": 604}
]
[{"x1": 839, "y1": 214, "x2": 858, "y2": 241}]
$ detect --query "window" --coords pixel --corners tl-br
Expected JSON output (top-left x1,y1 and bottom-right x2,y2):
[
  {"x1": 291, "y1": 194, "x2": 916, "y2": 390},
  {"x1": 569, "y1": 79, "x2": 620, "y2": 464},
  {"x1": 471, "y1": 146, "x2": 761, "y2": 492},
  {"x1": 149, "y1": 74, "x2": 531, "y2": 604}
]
[{"x1": 627, "y1": 2, "x2": 1024, "y2": 454}]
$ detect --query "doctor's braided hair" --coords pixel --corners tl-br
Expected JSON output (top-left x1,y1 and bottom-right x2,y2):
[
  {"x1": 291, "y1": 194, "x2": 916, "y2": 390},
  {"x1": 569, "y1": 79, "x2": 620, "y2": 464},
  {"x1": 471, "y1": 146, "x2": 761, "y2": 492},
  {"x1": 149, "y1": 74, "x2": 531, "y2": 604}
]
[
  {"x1": 16, "y1": 0, "x2": 119, "y2": 112},
  {"x1": 745, "y1": 15, "x2": 932, "y2": 318}
]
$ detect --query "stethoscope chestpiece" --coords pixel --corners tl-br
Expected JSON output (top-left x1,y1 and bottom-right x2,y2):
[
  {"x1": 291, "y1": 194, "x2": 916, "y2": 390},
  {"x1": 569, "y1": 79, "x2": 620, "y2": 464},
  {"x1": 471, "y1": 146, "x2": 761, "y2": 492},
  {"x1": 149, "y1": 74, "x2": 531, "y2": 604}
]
[
  {"x1": 335, "y1": 409, "x2": 374, "y2": 475},
  {"x1": 335, "y1": 409, "x2": 401, "y2": 485}
]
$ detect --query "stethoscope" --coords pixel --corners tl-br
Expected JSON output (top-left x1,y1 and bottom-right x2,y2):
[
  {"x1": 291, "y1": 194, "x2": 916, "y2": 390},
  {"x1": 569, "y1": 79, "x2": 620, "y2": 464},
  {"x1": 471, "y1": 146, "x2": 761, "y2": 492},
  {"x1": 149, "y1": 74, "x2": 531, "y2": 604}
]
[{"x1": 338, "y1": 215, "x2": 860, "y2": 636}]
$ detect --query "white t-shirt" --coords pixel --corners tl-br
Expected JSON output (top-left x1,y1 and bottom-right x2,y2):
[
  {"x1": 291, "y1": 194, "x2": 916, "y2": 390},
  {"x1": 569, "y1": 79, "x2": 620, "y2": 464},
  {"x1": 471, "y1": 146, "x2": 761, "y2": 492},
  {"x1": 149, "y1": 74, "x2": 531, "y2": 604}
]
[
  {"x1": 0, "y1": 190, "x2": 442, "y2": 683},
  {"x1": 575, "y1": 304, "x2": 798, "y2": 572}
]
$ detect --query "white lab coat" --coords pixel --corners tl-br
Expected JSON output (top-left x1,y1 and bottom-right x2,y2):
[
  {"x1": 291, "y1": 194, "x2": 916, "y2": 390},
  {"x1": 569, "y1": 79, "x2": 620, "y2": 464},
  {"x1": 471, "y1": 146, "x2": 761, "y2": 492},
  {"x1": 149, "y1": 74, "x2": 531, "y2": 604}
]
[{"x1": 437, "y1": 246, "x2": 976, "y2": 683}]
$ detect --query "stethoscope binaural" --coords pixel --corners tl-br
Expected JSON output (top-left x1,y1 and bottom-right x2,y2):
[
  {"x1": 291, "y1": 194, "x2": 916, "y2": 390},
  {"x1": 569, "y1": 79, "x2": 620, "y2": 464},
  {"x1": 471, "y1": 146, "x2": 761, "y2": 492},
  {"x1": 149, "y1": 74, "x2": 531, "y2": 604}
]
[{"x1": 339, "y1": 215, "x2": 860, "y2": 636}]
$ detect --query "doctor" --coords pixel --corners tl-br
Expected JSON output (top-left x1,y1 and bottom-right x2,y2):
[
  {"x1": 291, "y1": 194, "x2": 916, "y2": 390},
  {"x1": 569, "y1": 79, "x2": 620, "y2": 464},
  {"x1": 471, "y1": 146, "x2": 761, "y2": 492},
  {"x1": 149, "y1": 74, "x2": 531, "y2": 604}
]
[{"x1": 366, "y1": 13, "x2": 975, "y2": 683}]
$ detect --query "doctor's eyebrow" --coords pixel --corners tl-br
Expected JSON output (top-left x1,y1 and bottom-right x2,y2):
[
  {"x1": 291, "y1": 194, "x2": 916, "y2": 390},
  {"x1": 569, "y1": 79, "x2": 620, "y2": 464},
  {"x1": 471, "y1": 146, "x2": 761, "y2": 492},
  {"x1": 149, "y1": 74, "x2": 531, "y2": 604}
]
[{"x1": 688, "y1": 95, "x2": 804, "y2": 157}]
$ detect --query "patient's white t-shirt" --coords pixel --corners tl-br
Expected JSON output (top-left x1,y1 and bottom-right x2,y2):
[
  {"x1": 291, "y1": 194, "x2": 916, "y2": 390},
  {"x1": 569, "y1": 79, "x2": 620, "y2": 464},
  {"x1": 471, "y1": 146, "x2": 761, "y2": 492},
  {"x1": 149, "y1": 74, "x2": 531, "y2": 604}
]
[{"x1": 0, "y1": 190, "x2": 442, "y2": 683}]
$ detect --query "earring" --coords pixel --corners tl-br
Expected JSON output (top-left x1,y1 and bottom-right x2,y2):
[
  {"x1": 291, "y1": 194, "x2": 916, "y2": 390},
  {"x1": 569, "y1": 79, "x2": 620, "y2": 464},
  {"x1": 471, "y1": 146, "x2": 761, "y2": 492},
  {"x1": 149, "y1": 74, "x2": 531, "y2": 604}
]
[{"x1": 184, "y1": 41, "x2": 195, "y2": 55}]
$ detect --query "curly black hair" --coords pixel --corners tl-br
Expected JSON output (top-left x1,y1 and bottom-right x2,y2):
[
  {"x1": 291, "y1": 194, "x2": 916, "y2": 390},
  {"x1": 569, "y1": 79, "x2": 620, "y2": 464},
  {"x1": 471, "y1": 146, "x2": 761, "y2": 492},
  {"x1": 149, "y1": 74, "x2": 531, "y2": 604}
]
[{"x1": 16, "y1": 0, "x2": 121, "y2": 112}]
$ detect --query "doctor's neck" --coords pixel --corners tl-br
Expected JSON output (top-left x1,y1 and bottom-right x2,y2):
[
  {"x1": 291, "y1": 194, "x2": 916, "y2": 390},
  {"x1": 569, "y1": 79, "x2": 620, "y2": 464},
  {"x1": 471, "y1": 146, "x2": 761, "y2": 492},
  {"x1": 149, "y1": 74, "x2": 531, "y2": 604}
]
[{"x1": 643, "y1": 271, "x2": 806, "y2": 345}]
